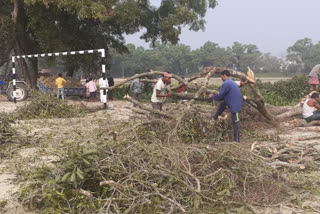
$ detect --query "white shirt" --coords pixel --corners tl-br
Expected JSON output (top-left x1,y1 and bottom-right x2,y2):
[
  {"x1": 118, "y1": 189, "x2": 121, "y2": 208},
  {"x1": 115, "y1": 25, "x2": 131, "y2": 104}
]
[
  {"x1": 99, "y1": 78, "x2": 109, "y2": 91},
  {"x1": 302, "y1": 99, "x2": 316, "y2": 118},
  {"x1": 235, "y1": 81, "x2": 241, "y2": 87},
  {"x1": 151, "y1": 78, "x2": 168, "y2": 103},
  {"x1": 99, "y1": 78, "x2": 109, "y2": 103}
]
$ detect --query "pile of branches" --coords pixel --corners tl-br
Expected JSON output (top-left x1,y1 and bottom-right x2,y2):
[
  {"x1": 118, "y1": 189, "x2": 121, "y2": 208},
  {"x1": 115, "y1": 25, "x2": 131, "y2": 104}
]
[
  {"x1": 18, "y1": 132, "x2": 290, "y2": 213},
  {"x1": 15, "y1": 67, "x2": 317, "y2": 213},
  {"x1": 119, "y1": 67, "x2": 320, "y2": 171},
  {"x1": 251, "y1": 139, "x2": 320, "y2": 171},
  {"x1": 0, "y1": 112, "x2": 18, "y2": 144},
  {"x1": 15, "y1": 90, "x2": 87, "y2": 120}
]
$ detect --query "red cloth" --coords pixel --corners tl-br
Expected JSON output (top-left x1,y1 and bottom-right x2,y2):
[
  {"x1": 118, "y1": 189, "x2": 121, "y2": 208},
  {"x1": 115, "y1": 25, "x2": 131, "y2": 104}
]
[
  {"x1": 177, "y1": 85, "x2": 187, "y2": 93},
  {"x1": 308, "y1": 77, "x2": 319, "y2": 85}
]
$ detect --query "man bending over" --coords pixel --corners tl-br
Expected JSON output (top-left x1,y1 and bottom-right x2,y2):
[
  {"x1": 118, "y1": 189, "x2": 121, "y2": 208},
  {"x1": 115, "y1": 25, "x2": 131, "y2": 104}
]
[{"x1": 209, "y1": 70, "x2": 243, "y2": 143}]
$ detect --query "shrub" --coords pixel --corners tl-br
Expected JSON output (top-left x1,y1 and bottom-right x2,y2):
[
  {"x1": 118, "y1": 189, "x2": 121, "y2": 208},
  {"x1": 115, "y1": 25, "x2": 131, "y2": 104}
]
[{"x1": 257, "y1": 75, "x2": 309, "y2": 106}]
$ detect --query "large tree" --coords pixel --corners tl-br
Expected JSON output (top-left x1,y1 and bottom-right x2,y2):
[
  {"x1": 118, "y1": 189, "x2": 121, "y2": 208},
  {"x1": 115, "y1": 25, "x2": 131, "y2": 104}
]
[
  {"x1": 286, "y1": 38, "x2": 320, "y2": 74},
  {"x1": 230, "y1": 42, "x2": 263, "y2": 72},
  {"x1": 0, "y1": 0, "x2": 217, "y2": 87}
]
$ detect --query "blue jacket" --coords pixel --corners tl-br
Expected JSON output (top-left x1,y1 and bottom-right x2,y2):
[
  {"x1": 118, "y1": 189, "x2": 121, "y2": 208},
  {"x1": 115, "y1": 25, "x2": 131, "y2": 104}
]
[{"x1": 211, "y1": 78, "x2": 242, "y2": 113}]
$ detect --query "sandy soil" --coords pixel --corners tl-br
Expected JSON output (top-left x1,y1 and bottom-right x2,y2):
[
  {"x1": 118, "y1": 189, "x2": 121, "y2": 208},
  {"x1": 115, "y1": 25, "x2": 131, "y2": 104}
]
[{"x1": 0, "y1": 95, "x2": 26, "y2": 113}]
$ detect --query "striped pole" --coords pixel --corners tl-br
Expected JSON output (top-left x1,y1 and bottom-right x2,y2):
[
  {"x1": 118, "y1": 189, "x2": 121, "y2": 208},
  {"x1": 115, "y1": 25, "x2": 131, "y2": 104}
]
[
  {"x1": 12, "y1": 56, "x2": 16, "y2": 103},
  {"x1": 98, "y1": 49, "x2": 107, "y2": 109},
  {"x1": 12, "y1": 48, "x2": 106, "y2": 108}
]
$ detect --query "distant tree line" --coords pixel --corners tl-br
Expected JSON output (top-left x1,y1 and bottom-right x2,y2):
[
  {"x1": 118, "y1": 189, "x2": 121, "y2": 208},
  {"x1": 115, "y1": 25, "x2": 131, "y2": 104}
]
[{"x1": 109, "y1": 38, "x2": 320, "y2": 78}]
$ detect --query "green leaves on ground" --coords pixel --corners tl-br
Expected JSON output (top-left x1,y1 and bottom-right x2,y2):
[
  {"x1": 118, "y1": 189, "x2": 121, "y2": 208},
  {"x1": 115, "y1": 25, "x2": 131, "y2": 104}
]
[
  {"x1": 0, "y1": 112, "x2": 18, "y2": 144},
  {"x1": 18, "y1": 137, "x2": 288, "y2": 213},
  {"x1": 15, "y1": 91, "x2": 87, "y2": 120}
]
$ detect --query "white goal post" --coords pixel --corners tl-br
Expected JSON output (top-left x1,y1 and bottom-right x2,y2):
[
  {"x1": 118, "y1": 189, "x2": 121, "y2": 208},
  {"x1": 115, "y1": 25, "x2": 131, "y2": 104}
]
[{"x1": 12, "y1": 48, "x2": 108, "y2": 109}]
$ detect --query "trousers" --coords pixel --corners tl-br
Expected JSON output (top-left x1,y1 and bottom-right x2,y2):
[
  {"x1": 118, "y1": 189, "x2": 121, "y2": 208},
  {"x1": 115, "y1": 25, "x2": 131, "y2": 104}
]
[
  {"x1": 57, "y1": 88, "x2": 64, "y2": 100},
  {"x1": 213, "y1": 101, "x2": 240, "y2": 142},
  {"x1": 305, "y1": 110, "x2": 320, "y2": 123}
]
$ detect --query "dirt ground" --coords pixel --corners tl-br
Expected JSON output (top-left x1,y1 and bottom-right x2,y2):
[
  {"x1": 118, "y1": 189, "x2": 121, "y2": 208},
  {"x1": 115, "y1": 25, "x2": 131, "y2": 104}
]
[{"x1": 0, "y1": 96, "x2": 319, "y2": 214}]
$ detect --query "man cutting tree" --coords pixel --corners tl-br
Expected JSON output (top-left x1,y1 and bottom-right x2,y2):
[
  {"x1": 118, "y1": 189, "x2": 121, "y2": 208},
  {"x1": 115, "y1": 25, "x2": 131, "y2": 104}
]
[{"x1": 209, "y1": 70, "x2": 243, "y2": 143}]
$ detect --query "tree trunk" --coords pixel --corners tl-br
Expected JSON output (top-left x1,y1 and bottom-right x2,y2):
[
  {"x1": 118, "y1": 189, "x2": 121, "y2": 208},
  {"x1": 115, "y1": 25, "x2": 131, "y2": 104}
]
[
  {"x1": 30, "y1": 58, "x2": 38, "y2": 88},
  {"x1": 14, "y1": 42, "x2": 31, "y2": 86},
  {"x1": 12, "y1": 0, "x2": 32, "y2": 87}
]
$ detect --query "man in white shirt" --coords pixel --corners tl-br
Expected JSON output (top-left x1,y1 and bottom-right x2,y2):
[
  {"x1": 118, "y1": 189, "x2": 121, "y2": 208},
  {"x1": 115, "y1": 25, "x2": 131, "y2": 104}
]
[
  {"x1": 303, "y1": 92, "x2": 320, "y2": 123},
  {"x1": 151, "y1": 72, "x2": 172, "y2": 111},
  {"x1": 99, "y1": 77, "x2": 109, "y2": 105}
]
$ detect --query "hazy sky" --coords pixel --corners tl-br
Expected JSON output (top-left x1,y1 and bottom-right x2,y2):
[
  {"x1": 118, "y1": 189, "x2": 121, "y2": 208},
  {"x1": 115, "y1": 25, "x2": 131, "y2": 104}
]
[{"x1": 125, "y1": 0, "x2": 320, "y2": 57}]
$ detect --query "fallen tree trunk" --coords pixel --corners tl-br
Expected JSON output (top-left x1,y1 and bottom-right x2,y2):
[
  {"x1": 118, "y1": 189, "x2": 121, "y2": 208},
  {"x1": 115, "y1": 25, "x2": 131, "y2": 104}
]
[
  {"x1": 276, "y1": 104, "x2": 301, "y2": 121},
  {"x1": 124, "y1": 95, "x2": 175, "y2": 119},
  {"x1": 116, "y1": 67, "x2": 311, "y2": 126}
]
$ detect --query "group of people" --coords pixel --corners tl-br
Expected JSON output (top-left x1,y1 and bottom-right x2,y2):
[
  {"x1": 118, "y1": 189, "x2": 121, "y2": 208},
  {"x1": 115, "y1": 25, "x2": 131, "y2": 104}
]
[
  {"x1": 55, "y1": 74, "x2": 114, "y2": 104},
  {"x1": 55, "y1": 63, "x2": 320, "y2": 141},
  {"x1": 84, "y1": 75, "x2": 114, "y2": 103}
]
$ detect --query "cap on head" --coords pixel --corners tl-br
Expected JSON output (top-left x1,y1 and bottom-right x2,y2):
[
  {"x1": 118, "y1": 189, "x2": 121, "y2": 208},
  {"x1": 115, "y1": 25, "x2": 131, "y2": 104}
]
[
  {"x1": 163, "y1": 72, "x2": 172, "y2": 78},
  {"x1": 221, "y1": 70, "x2": 230, "y2": 77}
]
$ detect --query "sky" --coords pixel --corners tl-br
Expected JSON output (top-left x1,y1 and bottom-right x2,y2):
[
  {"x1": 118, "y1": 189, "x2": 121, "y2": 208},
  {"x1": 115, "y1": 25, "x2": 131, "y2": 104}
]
[{"x1": 125, "y1": 0, "x2": 320, "y2": 57}]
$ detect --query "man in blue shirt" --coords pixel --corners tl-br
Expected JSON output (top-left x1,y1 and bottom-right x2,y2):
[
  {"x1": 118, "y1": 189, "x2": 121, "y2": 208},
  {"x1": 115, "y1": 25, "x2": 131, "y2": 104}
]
[{"x1": 209, "y1": 70, "x2": 243, "y2": 143}]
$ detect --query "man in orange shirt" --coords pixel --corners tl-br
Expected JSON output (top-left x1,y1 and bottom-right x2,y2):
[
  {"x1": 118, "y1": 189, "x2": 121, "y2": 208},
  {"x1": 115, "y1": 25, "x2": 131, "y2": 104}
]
[{"x1": 55, "y1": 73, "x2": 66, "y2": 99}]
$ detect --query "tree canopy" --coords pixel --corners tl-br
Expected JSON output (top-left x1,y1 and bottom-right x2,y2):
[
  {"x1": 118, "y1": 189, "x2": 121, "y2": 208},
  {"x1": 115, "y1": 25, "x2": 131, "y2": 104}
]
[
  {"x1": 0, "y1": 0, "x2": 217, "y2": 86},
  {"x1": 286, "y1": 38, "x2": 320, "y2": 74}
]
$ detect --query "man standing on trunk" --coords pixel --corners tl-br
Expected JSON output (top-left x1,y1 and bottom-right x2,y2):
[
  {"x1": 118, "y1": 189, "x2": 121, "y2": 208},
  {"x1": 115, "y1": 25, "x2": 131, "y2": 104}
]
[
  {"x1": 151, "y1": 72, "x2": 172, "y2": 111},
  {"x1": 209, "y1": 70, "x2": 243, "y2": 143}
]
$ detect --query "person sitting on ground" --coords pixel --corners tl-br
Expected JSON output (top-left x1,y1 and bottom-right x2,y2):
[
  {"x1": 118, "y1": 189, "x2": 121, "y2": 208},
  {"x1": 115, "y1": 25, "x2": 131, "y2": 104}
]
[
  {"x1": 86, "y1": 78, "x2": 97, "y2": 102},
  {"x1": 300, "y1": 90, "x2": 317, "y2": 106},
  {"x1": 99, "y1": 77, "x2": 109, "y2": 107},
  {"x1": 151, "y1": 72, "x2": 172, "y2": 111},
  {"x1": 130, "y1": 78, "x2": 144, "y2": 107},
  {"x1": 308, "y1": 64, "x2": 320, "y2": 92},
  {"x1": 302, "y1": 92, "x2": 320, "y2": 123},
  {"x1": 209, "y1": 70, "x2": 243, "y2": 143},
  {"x1": 55, "y1": 73, "x2": 66, "y2": 100}
]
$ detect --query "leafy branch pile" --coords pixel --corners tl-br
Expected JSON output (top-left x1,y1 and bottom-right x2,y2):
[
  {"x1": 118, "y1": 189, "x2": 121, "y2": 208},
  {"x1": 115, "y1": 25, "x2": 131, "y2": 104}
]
[
  {"x1": 0, "y1": 112, "x2": 18, "y2": 144},
  {"x1": 17, "y1": 128, "x2": 289, "y2": 214},
  {"x1": 15, "y1": 91, "x2": 87, "y2": 120},
  {"x1": 137, "y1": 111, "x2": 252, "y2": 144}
]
